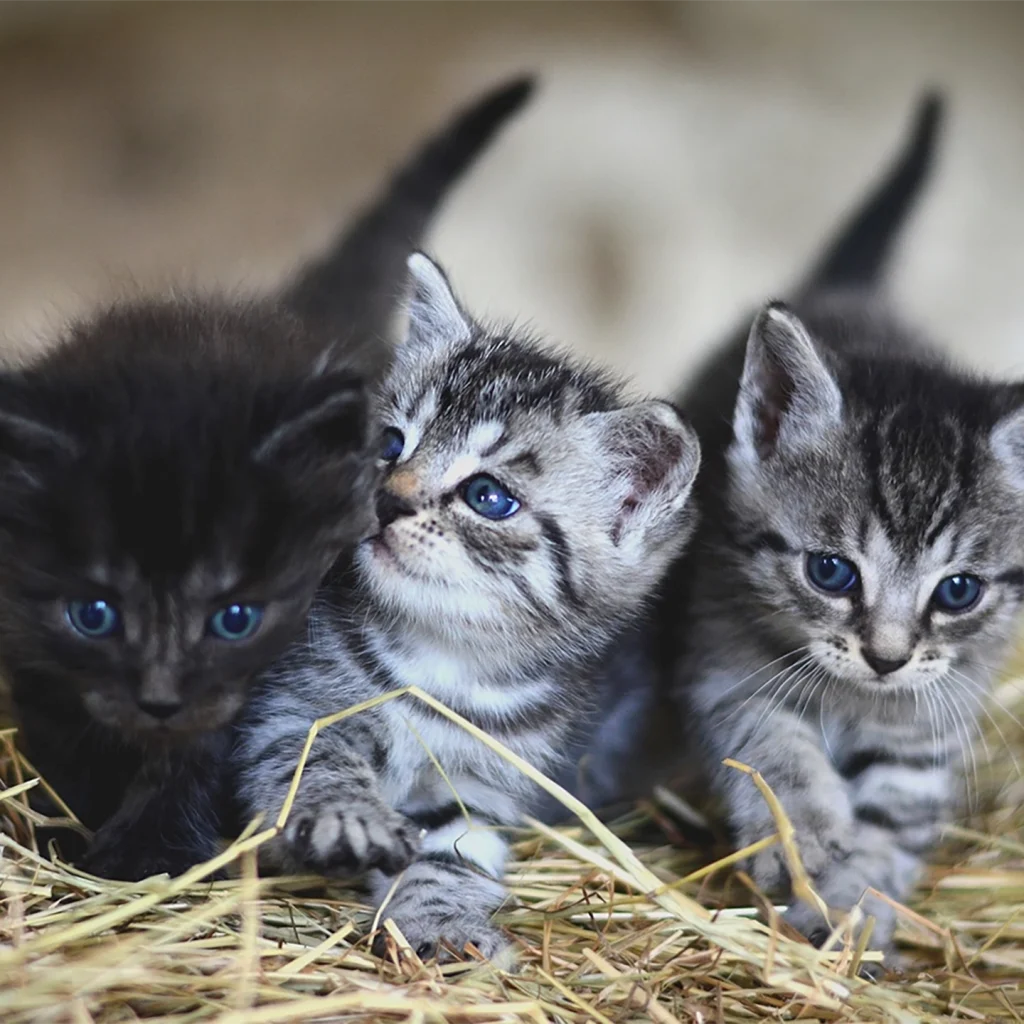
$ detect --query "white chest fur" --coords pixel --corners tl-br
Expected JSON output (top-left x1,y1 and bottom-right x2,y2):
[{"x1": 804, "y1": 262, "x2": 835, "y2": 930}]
[{"x1": 367, "y1": 631, "x2": 559, "y2": 808}]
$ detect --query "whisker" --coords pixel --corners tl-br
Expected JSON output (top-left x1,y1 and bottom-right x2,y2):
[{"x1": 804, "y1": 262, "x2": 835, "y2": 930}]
[
  {"x1": 754, "y1": 663, "x2": 820, "y2": 734},
  {"x1": 948, "y1": 668, "x2": 1024, "y2": 732},
  {"x1": 718, "y1": 646, "x2": 813, "y2": 700},
  {"x1": 726, "y1": 653, "x2": 817, "y2": 721},
  {"x1": 946, "y1": 672, "x2": 1022, "y2": 780},
  {"x1": 931, "y1": 682, "x2": 978, "y2": 814},
  {"x1": 819, "y1": 678, "x2": 838, "y2": 763}
]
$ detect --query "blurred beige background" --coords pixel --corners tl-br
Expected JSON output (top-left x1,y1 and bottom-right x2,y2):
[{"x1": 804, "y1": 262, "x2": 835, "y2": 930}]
[{"x1": 0, "y1": 1, "x2": 1021, "y2": 391}]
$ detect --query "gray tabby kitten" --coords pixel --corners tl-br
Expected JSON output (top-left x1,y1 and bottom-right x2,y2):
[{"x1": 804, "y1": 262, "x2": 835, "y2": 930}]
[
  {"x1": 234, "y1": 251, "x2": 701, "y2": 961},
  {"x1": 674, "y1": 96, "x2": 1024, "y2": 954},
  {"x1": 540, "y1": 92, "x2": 947, "y2": 826}
]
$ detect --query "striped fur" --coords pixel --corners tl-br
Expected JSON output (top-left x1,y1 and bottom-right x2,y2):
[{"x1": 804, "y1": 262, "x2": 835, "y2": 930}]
[
  {"x1": 233, "y1": 252, "x2": 701, "y2": 961},
  {"x1": 674, "y1": 293, "x2": 1024, "y2": 954},
  {"x1": 532, "y1": 92, "x2": 949, "y2": 824}
]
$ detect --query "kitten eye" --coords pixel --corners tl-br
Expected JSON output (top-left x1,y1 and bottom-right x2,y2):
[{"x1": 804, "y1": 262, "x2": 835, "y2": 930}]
[
  {"x1": 806, "y1": 553, "x2": 859, "y2": 594},
  {"x1": 380, "y1": 428, "x2": 405, "y2": 463},
  {"x1": 461, "y1": 474, "x2": 520, "y2": 520},
  {"x1": 932, "y1": 574, "x2": 983, "y2": 613},
  {"x1": 66, "y1": 599, "x2": 121, "y2": 639},
  {"x1": 207, "y1": 603, "x2": 264, "y2": 641}
]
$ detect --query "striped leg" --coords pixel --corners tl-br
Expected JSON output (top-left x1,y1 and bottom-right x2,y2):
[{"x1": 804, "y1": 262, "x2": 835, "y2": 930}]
[
  {"x1": 234, "y1": 707, "x2": 420, "y2": 877},
  {"x1": 370, "y1": 800, "x2": 511, "y2": 962}
]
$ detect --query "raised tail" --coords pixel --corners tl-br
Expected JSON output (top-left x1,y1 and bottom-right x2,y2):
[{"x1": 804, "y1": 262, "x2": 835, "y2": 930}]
[
  {"x1": 800, "y1": 91, "x2": 944, "y2": 295},
  {"x1": 284, "y1": 75, "x2": 535, "y2": 380}
]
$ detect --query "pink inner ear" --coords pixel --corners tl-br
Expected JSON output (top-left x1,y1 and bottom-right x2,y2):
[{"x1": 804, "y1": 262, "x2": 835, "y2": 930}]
[
  {"x1": 752, "y1": 353, "x2": 795, "y2": 458},
  {"x1": 615, "y1": 420, "x2": 684, "y2": 496}
]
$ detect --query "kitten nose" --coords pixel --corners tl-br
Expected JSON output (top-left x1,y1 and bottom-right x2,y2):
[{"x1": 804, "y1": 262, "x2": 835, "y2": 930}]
[
  {"x1": 862, "y1": 650, "x2": 910, "y2": 677},
  {"x1": 376, "y1": 489, "x2": 416, "y2": 529},
  {"x1": 138, "y1": 698, "x2": 181, "y2": 721}
]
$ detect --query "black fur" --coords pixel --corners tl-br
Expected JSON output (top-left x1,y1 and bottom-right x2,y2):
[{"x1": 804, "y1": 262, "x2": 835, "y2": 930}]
[
  {"x1": 283, "y1": 77, "x2": 534, "y2": 384},
  {"x1": 1, "y1": 75, "x2": 536, "y2": 879},
  {"x1": 801, "y1": 92, "x2": 943, "y2": 293},
  {"x1": 2, "y1": 299, "x2": 376, "y2": 874}
]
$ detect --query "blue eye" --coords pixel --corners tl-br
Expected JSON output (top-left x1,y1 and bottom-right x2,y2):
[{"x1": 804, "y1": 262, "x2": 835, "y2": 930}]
[
  {"x1": 66, "y1": 600, "x2": 121, "y2": 639},
  {"x1": 208, "y1": 604, "x2": 264, "y2": 641},
  {"x1": 461, "y1": 474, "x2": 520, "y2": 520},
  {"x1": 932, "y1": 574, "x2": 983, "y2": 613},
  {"x1": 381, "y1": 428, "x2": 404, "y2": 462},
  {"x1": 806, "y1": 553, "x2": 859, "y2": 594}
]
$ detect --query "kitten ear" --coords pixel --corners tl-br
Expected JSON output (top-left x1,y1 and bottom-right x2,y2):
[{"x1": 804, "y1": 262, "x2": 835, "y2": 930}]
[
  {"x1": 252, "y1": 372, "x2": 369, "y2": 467},
  {"x1": 733, "y1": 302, "x2": 842, "y2": 461},
  {"x1": 401, "y1": 252, "x2": 472, "y2": 348},
  {"x1": 990, "y1": 400, "x2": 1024, "y2": 490},
  {"x1": 0, "y1": 401, "x2": 78, "y2": 488},
  {"x1": 589, "y1": 400, "x2": 701, "y2": 546}
]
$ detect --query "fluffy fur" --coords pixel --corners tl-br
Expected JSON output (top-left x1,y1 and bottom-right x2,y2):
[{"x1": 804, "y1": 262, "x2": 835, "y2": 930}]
[
  {"x1": 233, "y1": 252, "x2": 701, "y2": 961},
  {"x1": 678, "y1": 296, "x2": 1024, "y2": 953},
  {"x1": 539, "y1": 92, "x2": 947, "y2": 824},
  {"x1": 672, "y1": 95, "x2": 1024, "y2": 955},
  {"x1": 1, "y1": 76, "x2": 535, "y2": 880}
]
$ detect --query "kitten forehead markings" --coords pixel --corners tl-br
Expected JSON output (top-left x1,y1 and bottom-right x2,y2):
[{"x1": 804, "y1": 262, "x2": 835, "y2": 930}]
[{"x1": 467, "y1": 420, "x2": 506, "y2": 455}]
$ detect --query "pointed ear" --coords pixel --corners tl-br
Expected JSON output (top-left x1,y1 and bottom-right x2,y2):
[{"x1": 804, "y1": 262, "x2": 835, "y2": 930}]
[
  {"x1": 0, "y1": 401, "x2": 78, "y2": 489},
  {"x1": 252, "y1": 372, "x2": 369, "y2": 468},
  {"x1": 401, "y1": 252, "x2": 472, "y2": 348},
  {"x1": 588, "y1": 400, "x2": 701, "y2": 546},
  {"x1": 733, "y1": 302, "x2": 842, "y2": 462},
  {"x1": 990, "y1": 400, "x2": 1024, "y2": 491}
]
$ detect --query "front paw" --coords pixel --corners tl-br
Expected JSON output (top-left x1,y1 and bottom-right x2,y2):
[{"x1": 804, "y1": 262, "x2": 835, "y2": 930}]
[
  {"x1": 739, "y1": 805, "x2": 853, "y2": 895},
  {"x1": 282, "y1": 796, "x2": 420, "y2": 876},
  {"x1": 784, "y1": 896, "x2": 896, "y2": 971},
  {"x1": 371, "y1": 864, "x2": 510, "y2": 963}
]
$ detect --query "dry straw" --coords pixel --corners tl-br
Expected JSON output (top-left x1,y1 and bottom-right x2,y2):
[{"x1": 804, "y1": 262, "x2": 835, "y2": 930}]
[{"x1": 1, "y1": 669, "x2": 1023, "y2": 1024}]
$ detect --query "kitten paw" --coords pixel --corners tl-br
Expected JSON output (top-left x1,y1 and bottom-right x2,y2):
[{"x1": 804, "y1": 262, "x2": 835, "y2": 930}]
[
  {"x1": 372, "y1": 909, "x2": 509, "y2": 964},
  {"x1": 784, "y1": 894, "x2": 897, "y2": 958},
  {"x1": 370, "y1": 863, "x2": 510, "y2": 964},
  {"x1": 283, "y1": 797, "x2": 420, "y2": 876},
  {"x1": 740, "y1": 809, "x2": 853, "y2": 894}
]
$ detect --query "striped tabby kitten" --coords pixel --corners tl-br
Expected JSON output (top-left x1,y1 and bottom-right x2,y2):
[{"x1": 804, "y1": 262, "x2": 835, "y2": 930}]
[
  {"x1": 541, "y1": 92, "x2": 947, "y2": 825},
  {"x1": 675, "y1": 98, "x2": 1024, "y2": 954},
  {"x1": 234, "y1": 252, "x2": 701, "y2": 960}
]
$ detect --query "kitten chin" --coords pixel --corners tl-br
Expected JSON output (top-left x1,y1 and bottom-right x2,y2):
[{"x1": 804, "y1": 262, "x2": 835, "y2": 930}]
[{"x1": 0, "y1": 74, "x2": 536, "y2": 880}]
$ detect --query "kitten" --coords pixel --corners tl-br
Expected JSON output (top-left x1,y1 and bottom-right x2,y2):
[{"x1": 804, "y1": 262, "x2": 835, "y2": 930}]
[
  {"x1": 0, "y1": 76, "x2": 535, "y2": 880},
  {"x1": 673, "y1": 93, "x2": 1024, "y2": 955},
  {"x1": 232, "y1": 251, "x2": 701, "y2": 961},
  {"x1": 540, "y1": 93, "x2": 946, "y2": 825}
]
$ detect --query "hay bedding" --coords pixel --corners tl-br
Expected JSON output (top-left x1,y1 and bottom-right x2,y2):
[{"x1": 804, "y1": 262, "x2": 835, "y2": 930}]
[{"x1": 1, "y1": 676, "x2": 1022, "y2": 1024}]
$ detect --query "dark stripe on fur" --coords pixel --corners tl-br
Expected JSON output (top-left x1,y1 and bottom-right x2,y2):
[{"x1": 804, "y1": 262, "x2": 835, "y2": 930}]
[
  {"x1": 406, "y1": 802, "x2": 504, "y2": 831},
  {"x1": 839, "y1": 746, "x2": 942, "y2": 780},
  {"x1": 537, "y1": 513, "x2": 582, "y2": 608}
]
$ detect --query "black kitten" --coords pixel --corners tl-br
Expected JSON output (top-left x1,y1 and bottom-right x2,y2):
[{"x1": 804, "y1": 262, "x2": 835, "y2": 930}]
[{"x1": 0, "y1": 76, "x2": 534, "y2": 879}]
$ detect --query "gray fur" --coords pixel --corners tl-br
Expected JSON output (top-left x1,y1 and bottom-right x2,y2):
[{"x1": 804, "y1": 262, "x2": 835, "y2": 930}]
[
  {"x1": 675, "y1": 290, "x2": 1024, "y2": 953},
  {"x1": 533, "y1": 92, "x2": 949, "y2": 825},
  {"x1": 234, "y1": 252, "x2": 700, "y2": 961}
]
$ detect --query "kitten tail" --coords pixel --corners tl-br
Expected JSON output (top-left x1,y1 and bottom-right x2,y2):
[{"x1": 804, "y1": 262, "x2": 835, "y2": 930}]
[
  {"x1": 284, "y1": 75, "x2": 536, "y2": 380},
  {"x1": 801, "y1": 91, "x2": 944, "y2": 294}
]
